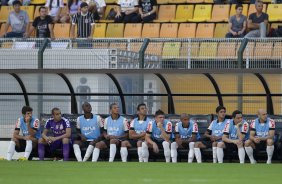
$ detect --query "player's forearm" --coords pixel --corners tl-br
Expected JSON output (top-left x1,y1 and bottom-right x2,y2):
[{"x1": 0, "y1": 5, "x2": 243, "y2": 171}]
[
  {"x1": 145, "y1": 136, "x2": 154, "y2": 145},
  {"x1": 161, "y1": 131, "x2": 170, "y2": 142},
  {"x1": 13, "y1": 134, "x2": 24, "y2": 140},
  {"x1": 222, "y1": 136, "x2": 233, "y2": 143},
  {"x1": 129, "y1": 131, "x2": 142, "y2": 139}
]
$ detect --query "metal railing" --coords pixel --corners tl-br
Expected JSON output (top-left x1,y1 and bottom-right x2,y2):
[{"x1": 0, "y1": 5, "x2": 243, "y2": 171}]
[{"x1": 1, "y1": 38, "x2": 282, "y2": 69}]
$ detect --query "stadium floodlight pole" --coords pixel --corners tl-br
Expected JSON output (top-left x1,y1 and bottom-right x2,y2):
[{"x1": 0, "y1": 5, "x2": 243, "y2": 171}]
[
  {"x1": 237, "y1": 38, "x2": 249, "y2": 69},
  {"x1": 139, "y1": 38, "x2": 150, "y2": 69}
]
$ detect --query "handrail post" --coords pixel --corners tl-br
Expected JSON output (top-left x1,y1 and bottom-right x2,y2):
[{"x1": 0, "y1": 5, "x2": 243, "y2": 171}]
[
  {"x1": 138, "y1": 38, "x2": 150, "y2": 69},
  {"x1": 38, "y1": 38, "x2": 49, "y2": 69},
  {"x1": 237, "y1": 38, "x2": 249, "y2": 69}
]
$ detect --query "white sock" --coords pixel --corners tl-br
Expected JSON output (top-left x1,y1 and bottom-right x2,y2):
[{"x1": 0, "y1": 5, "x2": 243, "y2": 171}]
[
  {"x1": 92, "y1": 147, "x2": 100, "y2": 162},
  {"x1": 7, "y1": 141, "x2": 16, "y2": 161},
  {"x1": 73, "y1": 144, "x2": 82, "y2": 162},
  {"x1": 109, "y1": 144, "x2": 116, "y2": 162},
  {"x1": 212, "y1": 147, "x2": 217, "y2": 163},
  {"x1": 83, "y1": 145, "x2": 94, "y2": 162},
  {"x1": 266, "y1": 145, "x2": 274, "y2": 164},
  {"x1": 217, "y1": 147, "x2": 224, "y2": 163},
  {"x1": 137, "y1": 147, "x2": 143, "y2": 162},
  {"x1": 170, "y1": 142, "x2": 178, "y2": 163},
  {"x1": 24, "y1": 140, "x2": 32, "y2": 159},
  {"x1": 194, "y1": 148, "x2": 202, "y2": 163},
  {"x1": 120, "y1": 147, "x2": 128, "y2": 162},
  {"x1": 245, "y1": 146, "x2": 256, "y2": 164},
  {"x1": 238, "y1": 147, "x2": 245, "y2": 164},
  {"x1": 162, "y1": 141, "x2": 171, "y2": 163},
  {"x1": 142, "y1": 142, "x2": 149, "y2": 162},
  {"x1": 188, "y1": 142, "x2": 195, "y2": 163}
]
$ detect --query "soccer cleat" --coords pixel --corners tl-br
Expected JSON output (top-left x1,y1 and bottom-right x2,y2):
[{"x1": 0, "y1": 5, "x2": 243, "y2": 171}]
[
  {"x1": 250, "y1": 160, "x2": 257, "y2": 164},
  {"x1": 267, "y1": 160, "x2": 272, "y2": 164},
  {"x1": 17, "y1": 157, "x2": 28, "y2": 161}
]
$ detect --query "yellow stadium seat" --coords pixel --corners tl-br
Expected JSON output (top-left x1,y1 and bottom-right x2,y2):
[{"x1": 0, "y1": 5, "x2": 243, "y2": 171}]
[
  {"x1": 267, "y1": 4, "x2": 282, "y2": 22},
  {"x1": 0, "y1": 23, "x2": 12, "y2": 36},
  {"x1": 169, "y1": 0, "x2": 186, "y2": 3},
  {"x1": 198, "y1": 42, "x2": 218, "y2": 58},
  {"x1": 186, "y1": 0, "x2": 204, "y2": 3},
  {"x1": 217, "y1": 42, "x2": 237, "y2": 59},
  {"x1": 30, "y1": 0, "x2": 46, "y2": 5},
  {"x1": 54, "y1": 23, "x2": 70, "y2": 38},
  {"x1": 106, "y1": 23, "x2": 124, "y2": 37},
  {"x1": 93, "y1": 23, "x2": 107, "y2": 38},
  {"x1": 180, "y1": 42, "x2": 199, "y2": 58},
  {"x1": 171, "y1": 5, "x2": 194, "y2": 22},
  {"x1": 230, "y1": 4, "x2": 248, "y2": 17},
  {"x1": 105, "y1": 0, "x2": 117, "y2": 4},
  {"x1": 156, "y1": 0, "x2": 169, "y2": 4},
  {"x1": 33, "y1": 6, "x2": 41, "y2": 19},
  {"x1": 214, "y1": 23, "x2": 229, "y2": 38},
  {"x1": 272, "y1": 42, "x2": 282, "y2": 59},
  {"x1": 154, "y1": 5, "x2": 176, "y2": 22},
  {"x1": 162, "y1": 42, "x2": 181, "y2": 59},
  {"x1": 188, "y1": 4, "x2": 212, "y2": 22},
  {"x1": 160, "y1": 23, "x2": 178, "y2": 38},
  {"x1": 271, "y1": 23, "x2": 282, "y2": 29},
  {"x1": 204, "y1": 0, "x2": 213, "y2": 2},
  {"x1": 100, "y1": 5, "x2": 116, "y2": 22},
  {"x1": 248, "y1": 4, "x2": 266, "y2": 17},
  {"x1": 254, "y1": 42, "x2": 273, "y2": 59},
  {"x1": 208, "y1": 4, "x2": 230, "y2": 22},
  {"x1": 124, "y1": 23, "x2": 142, "y2": 38},
  {"x1": 0, "y1": 6, "x2": 13, "y2": 22},
  {"x1": 22, "y1": 6, "x2": 35, "y2": 22},
  {"x1": 145, "y1": 42, "x2": 163, "y2": 56},
  {"x1": 177, "y1": 23, "x2": 196, "y2": 38},
  {"x1": 196, "y1": 23, "x2": 215, "y2": 38},
  {"x1": 142, "y1": 23, "x2": 160, "y2": 38}
]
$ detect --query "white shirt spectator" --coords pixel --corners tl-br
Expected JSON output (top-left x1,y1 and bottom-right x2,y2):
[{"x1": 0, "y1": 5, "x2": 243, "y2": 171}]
[
  {"x1": 85, "y1": 0, "x2": 106, "y2": 12},
  {"x1": 117, "y1": 0, "x2": 139, "y2": 12},
  {"x1": 45, "y1": 0, "x2": 64, "y2": 17}
]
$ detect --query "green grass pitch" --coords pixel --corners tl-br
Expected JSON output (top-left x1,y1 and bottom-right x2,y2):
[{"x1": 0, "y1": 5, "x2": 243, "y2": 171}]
[{"x1": 0, "y1": 161, "x2": 282, "y2": 184}]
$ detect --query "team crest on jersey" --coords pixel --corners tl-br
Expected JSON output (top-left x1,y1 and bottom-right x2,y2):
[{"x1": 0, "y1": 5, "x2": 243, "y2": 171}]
[
  {"x1": 19, "y1": 16, "x2": 24, "y2": 20},
  {"x1": 85, "y1": 19, "x2": 89, "y2": 23},
  {"x1": 60, "y1": 124, "x2": 64, "y2": 130}
]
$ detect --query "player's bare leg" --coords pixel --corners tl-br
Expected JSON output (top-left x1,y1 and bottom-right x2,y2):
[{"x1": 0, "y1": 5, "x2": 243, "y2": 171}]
[
  {"x1": 83, "y1": 141, "x2": 96, "y2": 162},
  {"x1": 38, "y1": 138, "x2": 48, "y2": 161},
  {"x1": 7, "y1": 137, "x2": 18, "y2": 161},
  {"x1": 212, "y1": 142, "x2": 218, "y2": 163},
  {"x1": 73, "y1": 140, "x2": 82, "y2": 162},
  {"x1": 236, "y1": 141, "x2": 245, "y2": 164},
  {"x1": 217, "y1": 142, "x2": 225, "y2": 163},
  {"x1": 109, "y1": 139, "x2": 120, "y2": 162},
  {"x1": 188, "y1": 142, "x2": 195, "y2": 163},
  {"x1": 194, "y1": 142, "x2": 206, "y2": 163},
  {"x1": 162, "y1": 141, "x2": 171, "y2": 163},
  {"x1": 170, "y1": 141, "x2": 178, "y2": 163},
  {"x1": 137, "y1": 141, "x2": 143, "y2": 162},
  {"x1": 141, "y1": 141, "x2": 149, "y2": 162}
]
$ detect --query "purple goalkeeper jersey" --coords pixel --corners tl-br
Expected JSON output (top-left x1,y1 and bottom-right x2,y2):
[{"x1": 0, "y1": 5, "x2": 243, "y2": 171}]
[{"x1": 44, "y1": 117, "x2": 71, "y2": 137}]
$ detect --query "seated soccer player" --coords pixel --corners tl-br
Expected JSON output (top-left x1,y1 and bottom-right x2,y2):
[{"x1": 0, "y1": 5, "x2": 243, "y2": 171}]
[
  {"x1": 142, "y1": 109, "x2": 173, "y2": 163},
  {"x1": 244, "y1": 109, "x2": 275, "y2": 164},
  {"x1": 171, "y1": 113, "x2": 199, "y2": 163},
  {"x1": 38, "y1": 107, "x2": 71, "y2": 161},
  {"x1": 91, "y1": 103, "x2": 129, "y2": 162},
  {"x1": 73, "y1": 102, "x2": 104, "y2": 162},
  {"x1": 129, "y1": 103, "x2": 151, "y2": 162},
  {"x1": 194, "y1": 106, "x2": 230, "y2": 163},
  {"x1": 7, "y1": 106, "x2": 41, "y2": 161},
  {"x1": 222, "y1": 110, "x2": 249, "y2": 164}
]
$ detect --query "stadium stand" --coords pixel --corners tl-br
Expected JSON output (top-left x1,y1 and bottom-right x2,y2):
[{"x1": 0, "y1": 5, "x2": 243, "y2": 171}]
[
  {"x1": 267, "y1": 4, "x2": 282, "y2": 22},
  {"x1": 0, "y1": 6, "x2": 13, "y2": 22},
  {"x1": 253, "y1": 42, "x2": 273, "y2": 59},
  {"x1": 177, "y1": 23, "x2": 196, "y2": 38},
  {"x1": 93, "y1": 23, "x2": 107, "y2": 38},
  {"x1": 247, "y1": 3, "x2": 267, "y2": 17},
  {"x1": 124, "y1": 23, "x2": 143, "y2": 38},
  {"x1": 188, "y1": 4, "x2": 212, "y2": 22},
  {"x1": 214, "y1": 23, "x2": 229, "y2": 38},
  {"x1": 208, "y1": 4, "x2": 230, "y2": 23},
  {"x1": 153, "y1": 5, "x2": 176, "y2": 22},
  {"x1": 142, "y1": 23, "x2": 160, "y2": 38},
  {"x1": 170, "y1": 5, "x2": 194, "y2": 23},
  {"x1": 54, "y1": 24, "x2": 70, "y2": 38},
  {"x1": 168, "y1": 0, "x2": 186, "y2": 3},
  {"x1": 22, "y1": 6, "x2": 35, "y2": 22},
  {"x1": 30, "y1": 0, "x2": 47, "y2": 4},
  {"x1": 196, "y1": 23, "x2": 215, "y2": 38},
  {"x1": 106, "y1": 23, "x2": 124, "y2": 37},
  {"x1": 217, "y1": 42, "x2": 237, "y2": 59},
  {"x1": 160, "y1": 23, "x2": 178, "y2": 38},
  {"x1": 100, "y1": 5, "x2": 116, "y2": 23}
]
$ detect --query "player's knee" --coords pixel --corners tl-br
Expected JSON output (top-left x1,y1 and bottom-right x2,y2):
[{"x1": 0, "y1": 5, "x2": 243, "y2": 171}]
[
  {"x1": 95, "y1": 142, "x2": 102, "y2": 149},
  {"x1": 267, "y1": 139, "x2": 274, "y2": 146},
  {"x1": 194, "y1": 142, "x2": 199, "y2": 148},
  {"x1": 137, "y1": 141, "x2": 142, "y2": 147},
  {"x1": 73, "y1": 140, "x2": 81, "y2": 145},
  {"x1": 244, "y1": 140, "x2": 251, "y2": 147},
  {"x1": 11, "y1": 137, "x2": 18, "y2": 142},
  {"x1": 62, "y1": 138, "x2": 70, "y2": 144},
  {"x1": 110, "y1": 139, "x2": 118, "y2": 144},
  {"x1": 212, "y1": 142, "x2": 218, "y2": 147},
  {"x1": 38, "y1": 138, "x2": 45, "y2": 144},
  {"x1": 121, "y1": 141, "x2": 128, "y2": 147},
  {"x1": 217, "y1": 142, "x2": 225, "y2": 148},
  {"x1": 237, "y1": 142, "x2": 243, "y2": 148}
]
